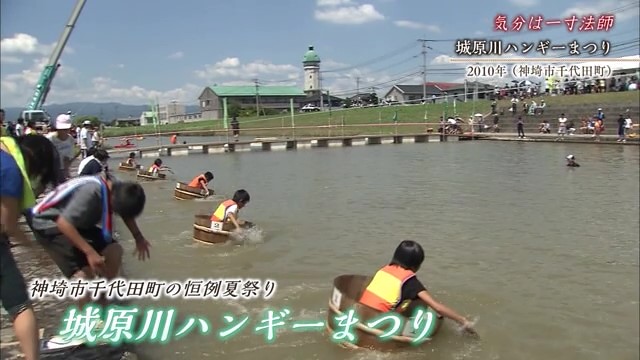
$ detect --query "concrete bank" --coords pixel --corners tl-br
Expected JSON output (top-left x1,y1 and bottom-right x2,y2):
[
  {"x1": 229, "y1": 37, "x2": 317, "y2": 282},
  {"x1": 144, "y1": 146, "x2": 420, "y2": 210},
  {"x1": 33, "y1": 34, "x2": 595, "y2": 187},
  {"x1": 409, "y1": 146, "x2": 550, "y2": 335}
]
[{"x1": 107, "y1": 133, "x2": 639, "y2": 159}]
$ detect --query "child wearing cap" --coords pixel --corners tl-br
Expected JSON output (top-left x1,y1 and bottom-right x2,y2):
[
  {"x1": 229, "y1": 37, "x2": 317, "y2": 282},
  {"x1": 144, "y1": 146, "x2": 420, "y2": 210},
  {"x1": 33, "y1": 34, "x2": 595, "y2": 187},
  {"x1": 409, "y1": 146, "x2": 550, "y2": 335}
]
[{"x1": 46, "y1": 114, "x2": 76, "y2": 182}]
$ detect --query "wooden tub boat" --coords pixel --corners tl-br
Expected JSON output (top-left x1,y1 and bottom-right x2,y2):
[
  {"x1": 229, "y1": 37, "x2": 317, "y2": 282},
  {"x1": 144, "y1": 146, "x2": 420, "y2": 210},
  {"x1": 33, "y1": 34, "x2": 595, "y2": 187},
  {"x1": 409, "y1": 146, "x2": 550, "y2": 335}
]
[
  {"x1": 118, "y1": 162, "x2": 142, "y2": 171},
  {"x1": 174, "y1": 182, "x2": 214, "y2": 200},
  {"x1": 326, "y1": 274, "x2": 443, "y2": 351},
  {"x1": 192, "y1": 214, "x2": 253, "y2": 244},
  {"x1": 136, "y1": 171, "x2": 166, "y2": 181}
]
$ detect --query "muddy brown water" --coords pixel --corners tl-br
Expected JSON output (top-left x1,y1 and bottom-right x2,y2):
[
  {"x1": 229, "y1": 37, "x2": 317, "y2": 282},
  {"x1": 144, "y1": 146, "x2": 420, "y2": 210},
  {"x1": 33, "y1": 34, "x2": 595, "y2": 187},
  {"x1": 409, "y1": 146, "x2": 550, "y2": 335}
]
[{"x1": 98, "y1": 141, "x2": 640, "y2": 359}]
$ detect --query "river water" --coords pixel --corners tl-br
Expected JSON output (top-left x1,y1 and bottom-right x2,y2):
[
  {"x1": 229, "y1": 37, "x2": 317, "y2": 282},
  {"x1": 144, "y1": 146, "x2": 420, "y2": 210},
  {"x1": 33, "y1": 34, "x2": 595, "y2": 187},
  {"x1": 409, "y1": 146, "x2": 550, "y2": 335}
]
[{"x1": 107, "y1": 141, "x2": 639, "y2": 360}]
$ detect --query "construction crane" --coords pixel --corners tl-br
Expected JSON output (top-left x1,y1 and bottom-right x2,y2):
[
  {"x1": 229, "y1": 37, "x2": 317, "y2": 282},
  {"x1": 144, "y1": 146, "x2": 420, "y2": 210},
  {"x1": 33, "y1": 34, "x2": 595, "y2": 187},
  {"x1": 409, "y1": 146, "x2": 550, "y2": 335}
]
[{"x1": 22, "y1": 0, "x2": 87, "y2": 125}]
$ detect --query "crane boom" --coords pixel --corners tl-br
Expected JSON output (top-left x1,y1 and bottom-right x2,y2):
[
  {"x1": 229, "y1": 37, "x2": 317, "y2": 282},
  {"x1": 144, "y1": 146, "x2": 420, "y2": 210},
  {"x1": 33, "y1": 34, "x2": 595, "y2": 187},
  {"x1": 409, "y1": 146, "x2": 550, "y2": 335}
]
[{"x1": 23, "y1": 0, "x2": 87, "y2": 123}]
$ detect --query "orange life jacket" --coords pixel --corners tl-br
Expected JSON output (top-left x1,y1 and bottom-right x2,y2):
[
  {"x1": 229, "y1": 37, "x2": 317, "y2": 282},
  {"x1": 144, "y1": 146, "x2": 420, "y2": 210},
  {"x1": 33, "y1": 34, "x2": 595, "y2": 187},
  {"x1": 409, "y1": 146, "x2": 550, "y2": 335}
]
[
  {"x1": 210, "y1": 199, "x2": 237, "y2": 222},
  {"x1": 188, "y1": 174, "x2": 207, "y2": 188},
  {"x1": 170, "y1": 135, "x2": 177, "y2": 144},
  {"x1": 359, "y1": 265, "x2": 416, "y2": 312}
]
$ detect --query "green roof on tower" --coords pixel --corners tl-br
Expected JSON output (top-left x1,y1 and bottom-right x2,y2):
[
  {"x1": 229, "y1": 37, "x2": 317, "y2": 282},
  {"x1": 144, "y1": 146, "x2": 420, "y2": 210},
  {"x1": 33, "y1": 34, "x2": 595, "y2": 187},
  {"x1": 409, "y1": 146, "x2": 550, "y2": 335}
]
[{"x1": 303, "y1": 45, "x2": 321, "y2": 63}]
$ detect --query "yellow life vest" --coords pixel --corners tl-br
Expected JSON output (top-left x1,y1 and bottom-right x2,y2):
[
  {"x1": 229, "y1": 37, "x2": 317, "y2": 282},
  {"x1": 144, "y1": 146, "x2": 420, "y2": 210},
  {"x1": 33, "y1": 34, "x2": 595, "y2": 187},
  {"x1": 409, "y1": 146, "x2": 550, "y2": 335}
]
[
  {"x1": 0, "y1": 136, "x2": 36, "y2": 210},
  {"x1": 359, "y1": 265, "x2": 416, "y2": 312},
  {"x1": 211, "y1": 199, "x2": 237, "y2": 222}
]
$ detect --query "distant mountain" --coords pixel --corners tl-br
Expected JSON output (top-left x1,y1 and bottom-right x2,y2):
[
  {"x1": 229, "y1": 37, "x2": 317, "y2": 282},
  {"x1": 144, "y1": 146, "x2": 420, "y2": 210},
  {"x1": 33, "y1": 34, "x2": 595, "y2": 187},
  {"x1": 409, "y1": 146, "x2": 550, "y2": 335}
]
[{"x1": 1, "y1": 102, "x2": 200, "y2": 123}]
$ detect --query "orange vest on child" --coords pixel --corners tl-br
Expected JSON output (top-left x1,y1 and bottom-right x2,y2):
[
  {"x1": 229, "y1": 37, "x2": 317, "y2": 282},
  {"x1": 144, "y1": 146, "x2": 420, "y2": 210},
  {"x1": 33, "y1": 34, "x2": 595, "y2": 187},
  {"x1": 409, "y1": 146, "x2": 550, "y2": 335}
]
[
  {"x1": 359, "y1": 265, "x2": 416, "y2": 312},
  {"x1": 188, "y1": 174, "x2": 207, "y2": 188}
]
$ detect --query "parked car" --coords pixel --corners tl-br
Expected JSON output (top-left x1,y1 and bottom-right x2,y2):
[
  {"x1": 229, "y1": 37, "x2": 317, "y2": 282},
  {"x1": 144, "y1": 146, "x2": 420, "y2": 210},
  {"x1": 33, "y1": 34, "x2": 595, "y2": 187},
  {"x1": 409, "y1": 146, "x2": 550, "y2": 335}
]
[{"x1": 301, "y1": 104, "x2": 321, "y2": 112}]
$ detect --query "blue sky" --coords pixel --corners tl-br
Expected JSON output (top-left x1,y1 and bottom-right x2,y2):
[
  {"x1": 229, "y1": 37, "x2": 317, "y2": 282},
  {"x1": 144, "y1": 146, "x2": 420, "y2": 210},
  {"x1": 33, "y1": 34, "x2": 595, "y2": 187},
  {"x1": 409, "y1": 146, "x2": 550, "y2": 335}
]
[{"x1": 1, "y1": 0, "x2": 638, "y2": 107}]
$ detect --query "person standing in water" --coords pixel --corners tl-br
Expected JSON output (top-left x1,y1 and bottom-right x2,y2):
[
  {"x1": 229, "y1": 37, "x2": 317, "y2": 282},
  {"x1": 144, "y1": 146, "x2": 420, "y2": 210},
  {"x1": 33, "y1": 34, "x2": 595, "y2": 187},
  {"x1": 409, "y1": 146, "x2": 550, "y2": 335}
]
[
  {"x1": 359, "y1": 240, "x2": 478, "y2": 336},
  {"x1": 566, "y1": 155, "x2": 580, "y2": 167}
]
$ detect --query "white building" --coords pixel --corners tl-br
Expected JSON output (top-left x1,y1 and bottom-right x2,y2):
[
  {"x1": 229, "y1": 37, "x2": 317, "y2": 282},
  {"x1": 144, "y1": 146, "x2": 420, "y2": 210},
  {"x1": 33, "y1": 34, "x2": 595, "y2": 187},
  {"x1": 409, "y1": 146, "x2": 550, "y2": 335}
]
[
  {"x1": 157, "y1": 101, "x2": 186, "y2": 124},
  {"x1": 303, "y1": 45, "x2": 321, "y2": 95}
]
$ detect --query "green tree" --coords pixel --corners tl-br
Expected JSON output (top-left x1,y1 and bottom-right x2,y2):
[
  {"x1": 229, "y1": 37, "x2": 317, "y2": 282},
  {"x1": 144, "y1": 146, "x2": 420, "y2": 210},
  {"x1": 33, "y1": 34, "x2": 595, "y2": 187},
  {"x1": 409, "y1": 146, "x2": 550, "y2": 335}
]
[
  {"x1": 369, "y1": 92, "x2": 379, "y2": 105},
  {"x1": 343, "y1": 98, "x2": 352, "y2": 108},
  {"x1": 73, "y1": 115, "x2": 101, "y2": 127},
  {"x1": 228, "y1": 102, "x2": 242, "y2": 118}
]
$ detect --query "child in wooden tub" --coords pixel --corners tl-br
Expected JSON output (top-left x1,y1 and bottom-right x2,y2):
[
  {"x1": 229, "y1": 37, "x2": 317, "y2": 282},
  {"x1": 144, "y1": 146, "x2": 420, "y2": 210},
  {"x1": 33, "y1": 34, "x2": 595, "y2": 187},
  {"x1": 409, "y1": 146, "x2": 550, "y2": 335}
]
[{"x1": 359, "y1": 240, "x2": 477, "y2": 336}]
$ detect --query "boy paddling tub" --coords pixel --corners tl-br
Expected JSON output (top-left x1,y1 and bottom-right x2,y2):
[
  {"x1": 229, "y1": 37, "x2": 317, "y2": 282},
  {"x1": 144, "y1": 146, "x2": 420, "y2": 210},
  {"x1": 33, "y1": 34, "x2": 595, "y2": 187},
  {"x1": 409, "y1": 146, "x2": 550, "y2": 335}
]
[
  {"x1": 359, "y1": 240, "x2": 478, "y2": 337},
  {"x1": 210, "y1": 190, "x2": 250, "y2": 232},
  {"x1": 148, "y1": 158, "x2": 171, "y2": 177},
  {"x1": 125, "y1": 152, "x2": 139, "y2": 168},
  {"x1": 27, "y1": 174, "x2": 151, "y2": 346},
  {"x1": 1, "y1": 135, "x2": 60, "y2": 360},
  {"x1": 188, "y1": 171, "x2": 214, "y2": 196}
]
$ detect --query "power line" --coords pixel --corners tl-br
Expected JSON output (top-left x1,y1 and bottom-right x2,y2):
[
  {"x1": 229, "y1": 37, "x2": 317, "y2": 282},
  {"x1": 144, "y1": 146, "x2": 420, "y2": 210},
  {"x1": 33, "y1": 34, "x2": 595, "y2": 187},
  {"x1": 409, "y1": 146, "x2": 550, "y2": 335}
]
[{"x1": 321, "y1": 40, "x2": 417, "y2": 73}]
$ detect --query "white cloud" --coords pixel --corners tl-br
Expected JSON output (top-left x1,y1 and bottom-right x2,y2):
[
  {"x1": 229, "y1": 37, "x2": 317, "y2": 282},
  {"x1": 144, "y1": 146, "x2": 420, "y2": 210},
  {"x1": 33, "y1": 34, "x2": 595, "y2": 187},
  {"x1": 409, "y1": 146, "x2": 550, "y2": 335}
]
[
  {"x1": 508, "y1": 0, "x2": 539, "y2": 7},
  {"x1": 563, "y1": 0, "x2": 638, "y2": 21},
  {"x1": 431, "y1": 55, "x2": 451, "y2": 64},
  {"x1": 474, "y1": 30, "x2": 484, "y2": 36},
  {"x1": 116, "y1": 64, "x2": 125, "y2": 69},
  {"x1": 394, "y1": 20, "x2": 440, "y2": 33},
  {"x1": 317, "y1": 0, "x2": 354, "y2": 6},
  {"x1": 315, "y1": 4, "x2": 384, "y2": 24},
  {"x1": 195, "y1": 57, "x2": 299, "y2": 82},
  {"x1": 322, "y1": 59, "x2": 350, "y2": 70},
  {"x1": 0, "y1": 52, "x2": 201, "y2": 106},
  {"x1": 168, "y1": 51, "x2": 184, "y2": 59},
  {"x1": 0, "y1": 33, "x2": 74, "y2": 57}
]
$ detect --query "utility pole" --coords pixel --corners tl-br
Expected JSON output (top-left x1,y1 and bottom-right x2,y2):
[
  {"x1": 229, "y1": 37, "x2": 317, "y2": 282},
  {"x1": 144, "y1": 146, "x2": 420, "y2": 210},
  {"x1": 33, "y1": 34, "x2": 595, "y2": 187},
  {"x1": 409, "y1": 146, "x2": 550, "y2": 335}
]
[
  {"x1": 253, "y1": 78, "x2": 260, "y2": 117},
  {"x1": 417, "y1": 39, "x2": 432, "y2": 102},
  {"x1": 356, "y1": 77, "x2": 360, "y2": 96},
  {"x1": 319, "y1": 73, "x2": 324, "y2": 110}
]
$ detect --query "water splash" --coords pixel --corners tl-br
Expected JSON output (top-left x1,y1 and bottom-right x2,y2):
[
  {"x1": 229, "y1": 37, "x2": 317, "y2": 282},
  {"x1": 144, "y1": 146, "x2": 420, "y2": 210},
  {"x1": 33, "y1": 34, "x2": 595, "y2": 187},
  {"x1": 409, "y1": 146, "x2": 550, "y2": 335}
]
[
  {"x1": 229, "y1": 226, "x2": 265, "y2": 245},
  {"x1": 456, "y1": 316, "x2": 480, "y2": 338}
]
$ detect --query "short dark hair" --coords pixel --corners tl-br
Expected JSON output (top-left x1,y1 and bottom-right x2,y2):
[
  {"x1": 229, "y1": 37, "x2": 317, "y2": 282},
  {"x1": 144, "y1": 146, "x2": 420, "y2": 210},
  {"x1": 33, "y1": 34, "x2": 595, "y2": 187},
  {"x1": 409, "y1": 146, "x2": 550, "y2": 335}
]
[
  {"x1": 154, "y1": 158, "x2": 162, "y2": 166},
  {"x1": 232, "y1": 189, "x2": 250, "y2": 204},
  {"x1": 94, "y1": 149, "x2": 109, "y2": 161},
  {"x1": 86, "y1": 147, "x2": 96, "y2": 157},
  {"x1": 0, "y1": 108, "x2": 4, "y2": 114},
  {"x1": 389, "y1": 240, "x2": 425, "y2": 272},
  {"x1": 128, "y1": 152, "x2": 135, "y2": 158},
  {"x1": 17, "y1": 118, "x2": 24, "y2": 124},
  {"x1": 16, "y1": 135, "x2": 60, "y2": 188},
  {"x1": 204, "y1": 171, "x2": 214, "y2": 181},
  {"x1": 111, "y1": 181, "x2": 146, "y2": 219}
]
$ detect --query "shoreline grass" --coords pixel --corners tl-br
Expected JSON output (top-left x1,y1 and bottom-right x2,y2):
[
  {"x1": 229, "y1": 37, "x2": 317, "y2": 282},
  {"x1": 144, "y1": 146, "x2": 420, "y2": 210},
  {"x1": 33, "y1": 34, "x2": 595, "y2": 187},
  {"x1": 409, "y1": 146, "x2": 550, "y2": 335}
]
[{"x1": 103, "y1": 91, "x2": 639, "y2": 138}]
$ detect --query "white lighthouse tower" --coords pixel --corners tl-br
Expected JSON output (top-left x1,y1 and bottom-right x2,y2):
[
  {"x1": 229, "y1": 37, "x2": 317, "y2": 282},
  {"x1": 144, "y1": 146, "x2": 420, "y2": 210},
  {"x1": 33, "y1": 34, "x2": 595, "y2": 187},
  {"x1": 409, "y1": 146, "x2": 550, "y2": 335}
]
[{"x1": 303, "y1": 45, "x2": 321, "y2": 95}]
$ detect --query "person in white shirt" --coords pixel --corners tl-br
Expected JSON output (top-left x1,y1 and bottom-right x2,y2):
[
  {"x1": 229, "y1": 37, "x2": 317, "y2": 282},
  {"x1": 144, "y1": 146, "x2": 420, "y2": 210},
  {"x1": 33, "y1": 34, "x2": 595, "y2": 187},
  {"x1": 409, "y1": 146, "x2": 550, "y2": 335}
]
[
  {"x1": 14, "y1": 118, "x2": 24, "y2": 136},
  {"x1": 46, "y1": 114, "x2": 76, "y2": 182},
  {"x1": 557, "y1": 113, "x2": 568, "y2": 140},
  {"x1": 79, "y1": 121, "x2": 91, "y2": 158},
  {"x1": 624, "y1": 110, "x2": 633, "y2": 137},
  {"x1": 91, "y1": 129, "x2": 100, "y2": 148}
]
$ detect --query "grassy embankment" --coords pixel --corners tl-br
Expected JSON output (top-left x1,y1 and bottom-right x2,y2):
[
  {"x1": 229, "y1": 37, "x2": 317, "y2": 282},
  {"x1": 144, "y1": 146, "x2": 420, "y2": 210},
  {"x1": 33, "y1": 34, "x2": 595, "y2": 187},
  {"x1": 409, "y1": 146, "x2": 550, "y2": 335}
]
[{"x1": 103, "y1": 91, "x2": 639, "y2": 138}]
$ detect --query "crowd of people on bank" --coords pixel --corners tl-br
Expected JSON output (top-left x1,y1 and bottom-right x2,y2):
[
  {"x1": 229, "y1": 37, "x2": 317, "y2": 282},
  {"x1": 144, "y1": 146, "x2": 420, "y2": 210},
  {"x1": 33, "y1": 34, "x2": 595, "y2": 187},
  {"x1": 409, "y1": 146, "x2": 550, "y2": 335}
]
[{"x1": 1, "y1": 109, "x2": 151, "y2": 359}]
